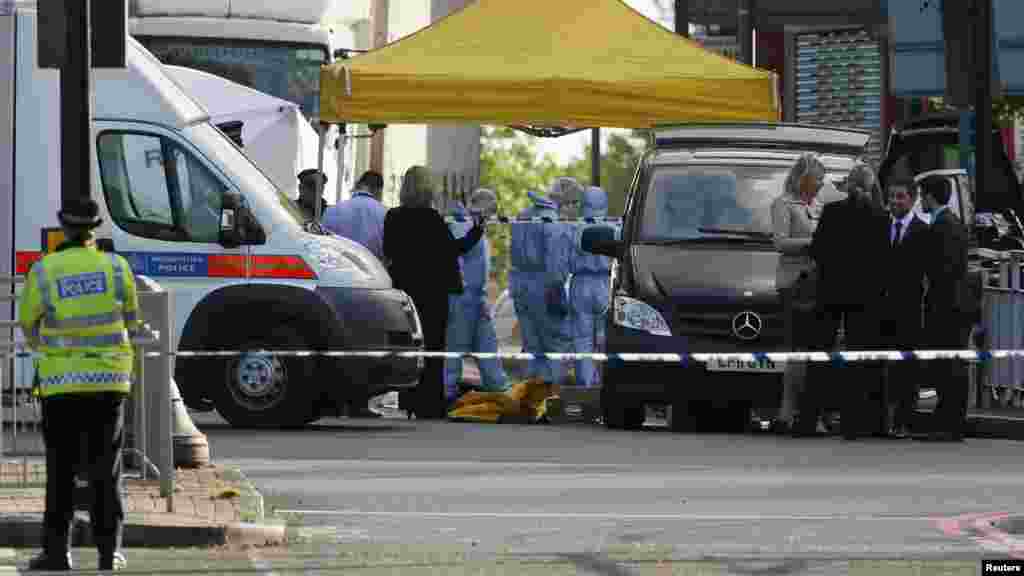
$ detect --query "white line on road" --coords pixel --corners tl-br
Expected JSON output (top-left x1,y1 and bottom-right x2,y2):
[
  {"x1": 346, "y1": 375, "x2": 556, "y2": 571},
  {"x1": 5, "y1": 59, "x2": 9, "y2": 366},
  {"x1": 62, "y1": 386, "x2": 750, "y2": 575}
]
[{"x1": 276, "y1": 509, "x2": 939, "y2": 522}]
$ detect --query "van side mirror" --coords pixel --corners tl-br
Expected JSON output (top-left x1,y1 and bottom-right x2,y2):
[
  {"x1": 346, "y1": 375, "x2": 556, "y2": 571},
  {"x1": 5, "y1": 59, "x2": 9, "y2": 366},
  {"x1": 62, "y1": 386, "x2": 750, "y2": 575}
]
[
  {"x1": 219, "y1": 192, "x2": 251, "y2": 249},
  {"x1": 582, "y1": 225, "x2": 623, "y2": 259}
]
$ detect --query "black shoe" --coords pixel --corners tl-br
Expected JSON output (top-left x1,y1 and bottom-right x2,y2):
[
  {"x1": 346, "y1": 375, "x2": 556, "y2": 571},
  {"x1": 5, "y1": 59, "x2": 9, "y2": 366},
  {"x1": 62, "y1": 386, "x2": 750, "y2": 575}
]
[
  {"x1": 99, "y1": 551, "x2": 127, "y2": 571},
  {"x1": 27, "y1": 551, "x2": 73, "y2": 571}
]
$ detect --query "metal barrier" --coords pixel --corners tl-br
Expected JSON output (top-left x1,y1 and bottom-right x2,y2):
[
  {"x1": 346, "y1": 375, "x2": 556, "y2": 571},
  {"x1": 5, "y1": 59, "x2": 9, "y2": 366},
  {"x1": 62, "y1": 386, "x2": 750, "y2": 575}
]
[
  {"x1": 979, "y1": 253, "x2": 1024, "y2": 409},
  {"x1": 0, "y1": 274, "x2": 174, "y2": 500},
  {"x1": 1, "y1": 274, "x2": 43, "y2": 486}
]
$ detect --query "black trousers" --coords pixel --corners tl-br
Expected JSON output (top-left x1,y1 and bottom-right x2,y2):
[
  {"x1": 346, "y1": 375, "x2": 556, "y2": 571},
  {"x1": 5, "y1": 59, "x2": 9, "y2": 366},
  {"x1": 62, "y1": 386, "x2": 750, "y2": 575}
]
[
  {"x1": 41, "y1": 392, "x2": 126, "y2": 558},
  {"x1": 799, "y1": 306, "x2": 885, "y2": 437},
  {"x1": 882, "y1": 307, "x2": 923, "y2": 431},
  {"x1": 926, "y1": 311, "x2": 971, "y2": 436},
  {"x1": 404, "y1": 290, "x2": 451, "y2": 419}
]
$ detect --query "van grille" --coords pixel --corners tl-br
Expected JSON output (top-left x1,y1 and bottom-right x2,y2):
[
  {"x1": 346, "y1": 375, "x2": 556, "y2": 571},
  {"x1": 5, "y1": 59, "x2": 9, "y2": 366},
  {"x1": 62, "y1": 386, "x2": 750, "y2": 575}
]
[{"x1": 676, "y1": 311, "x2": 784, "y2": 341}]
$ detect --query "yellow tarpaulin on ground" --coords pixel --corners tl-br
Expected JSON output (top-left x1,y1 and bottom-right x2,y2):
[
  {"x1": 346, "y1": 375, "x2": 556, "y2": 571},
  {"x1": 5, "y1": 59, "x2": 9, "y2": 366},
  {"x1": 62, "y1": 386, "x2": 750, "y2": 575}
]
[
  {"x1": 448, "y1": 378, "x2": 561, "y2": 423},
  {"x1": 319, "y1": 0, "x2": 778, "y2": 128}
]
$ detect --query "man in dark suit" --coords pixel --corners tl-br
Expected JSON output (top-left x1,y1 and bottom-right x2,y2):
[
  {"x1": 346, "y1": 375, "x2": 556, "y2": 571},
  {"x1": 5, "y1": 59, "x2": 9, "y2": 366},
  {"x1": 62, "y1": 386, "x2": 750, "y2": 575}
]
[
  {"x1": 918, "y1": 175, "x2": 970, "y2": 442},
  {"x1": 882, "y1": 176, "x2": 930, "y2": 438},
  {"x1": 809, "y1": 164, "x2": 891, "y2": 440}
]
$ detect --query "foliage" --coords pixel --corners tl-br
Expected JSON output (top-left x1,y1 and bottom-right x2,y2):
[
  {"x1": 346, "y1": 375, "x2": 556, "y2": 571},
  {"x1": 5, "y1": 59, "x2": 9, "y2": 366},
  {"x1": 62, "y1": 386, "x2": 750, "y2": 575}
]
[
  {"x1": 478, "y1": 127, "x2": 647, "y2": 290},
  {"x1": 928, "y1": 96, "x2": 1024, "y2": 128},
  {"x1": 562, "y1": 131, "x2": 648, "y2": 217},
  {"x1": 478, "y1": 127, "x2": 564, "y2": 291}
]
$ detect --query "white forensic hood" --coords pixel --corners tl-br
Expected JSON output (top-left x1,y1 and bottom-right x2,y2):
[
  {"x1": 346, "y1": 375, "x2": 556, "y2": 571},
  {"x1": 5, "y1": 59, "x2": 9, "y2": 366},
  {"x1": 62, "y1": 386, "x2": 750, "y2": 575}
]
[{"x1": 164, "y1": 64, "x2": 334, "y2": 199}]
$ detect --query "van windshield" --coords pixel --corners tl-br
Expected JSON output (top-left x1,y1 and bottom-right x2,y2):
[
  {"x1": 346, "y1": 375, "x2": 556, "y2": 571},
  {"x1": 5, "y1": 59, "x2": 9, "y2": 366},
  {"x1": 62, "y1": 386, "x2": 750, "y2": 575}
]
[
  {"x1": 640, "y1": 165, "x2": 794, "y2": 242},
  {"x1": 186, "y1": 122, "x2": 306, "y2": 228}
]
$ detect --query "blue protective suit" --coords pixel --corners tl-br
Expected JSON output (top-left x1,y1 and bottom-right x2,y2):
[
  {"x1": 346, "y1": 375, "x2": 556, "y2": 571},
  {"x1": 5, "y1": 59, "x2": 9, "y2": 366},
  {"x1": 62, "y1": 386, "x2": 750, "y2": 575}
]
[
  {"x1": 445, "y1": 202, "x2": 508, "y2": 397},
  {"x1": 569, "y1": 187, "x2": 613, "y2": 388},
  {"x1": 509, "y1": 192, "x2": 572, "y2": 384}
]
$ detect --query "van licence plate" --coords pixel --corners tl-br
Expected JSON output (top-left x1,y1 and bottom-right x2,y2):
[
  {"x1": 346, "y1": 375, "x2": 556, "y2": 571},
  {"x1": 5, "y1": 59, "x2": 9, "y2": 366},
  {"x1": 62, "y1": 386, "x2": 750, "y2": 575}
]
[{"x1": 705, "y1": 357, "x2": 785, "y2": 373}]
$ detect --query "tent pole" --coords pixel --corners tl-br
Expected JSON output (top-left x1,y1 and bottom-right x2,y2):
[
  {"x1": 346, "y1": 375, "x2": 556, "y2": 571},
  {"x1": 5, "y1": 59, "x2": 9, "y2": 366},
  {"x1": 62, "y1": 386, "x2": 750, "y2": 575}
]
[
  {"x1": 336, "y1": 124, "x2": 347, "y2": 205},
  {"x1": 738, "y1": 0, "x2": 754, "y2": 65},
  {"x1": 315, "y1": 121, "x2": 326, "y2": 223},
  {"x1": 591, "y1": 128, "x2": 601, "y2": 187},
  {"x1": 674, "y1": 0, "x2": 689, "y2": 37}
]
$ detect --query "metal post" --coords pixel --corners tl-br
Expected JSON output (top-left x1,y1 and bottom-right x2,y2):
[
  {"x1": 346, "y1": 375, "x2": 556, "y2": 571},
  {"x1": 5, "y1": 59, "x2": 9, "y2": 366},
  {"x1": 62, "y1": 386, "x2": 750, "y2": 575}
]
[
  {"x1": 315, "y1": 121, "x2": 326, "y2": 224},
  {"x1": 974, "y1": 0, "x2": 993, "y2": 210},
  {"x1": 136, "y1": 334, "x2": 146, "y2": 480},
  {"x1": 152, "y1": 292, "x2": 173, "y2": 500},
  {"x1": 674, "y1": 0, "x2": 689, "y2": 37},
  {"x1": 336, "y1": 124, "x2": 347, "y2": 205},
  {"x1": 737, "y1": 0, "x2": 754, "y2": 65},
  {"x1": 59, "y1": 0, "x2": 92, "y2": 209},
  {"x1": 591, "y1": 128, "x2": 601, "y2": 187}
]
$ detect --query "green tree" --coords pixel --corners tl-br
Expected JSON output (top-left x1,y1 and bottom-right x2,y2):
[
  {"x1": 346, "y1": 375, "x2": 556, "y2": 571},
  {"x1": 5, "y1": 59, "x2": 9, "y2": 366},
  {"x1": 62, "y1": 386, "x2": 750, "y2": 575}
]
[
  {"x1": 479, "y1": 127, "x2": 563, "y2": 290},
  {"x1": 479, "y1": 127, "x2": 648, "y2": 291},
  {"x1": 563, "y1": 131, "x2": 648, "y2": 216}
]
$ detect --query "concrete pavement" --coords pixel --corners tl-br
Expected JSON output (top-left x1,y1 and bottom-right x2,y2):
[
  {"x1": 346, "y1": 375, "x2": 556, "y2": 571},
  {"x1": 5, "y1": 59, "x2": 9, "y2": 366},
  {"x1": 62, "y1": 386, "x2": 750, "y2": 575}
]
[{"x1": 0, "y1": 464, "x2": 285, "y2": 548}]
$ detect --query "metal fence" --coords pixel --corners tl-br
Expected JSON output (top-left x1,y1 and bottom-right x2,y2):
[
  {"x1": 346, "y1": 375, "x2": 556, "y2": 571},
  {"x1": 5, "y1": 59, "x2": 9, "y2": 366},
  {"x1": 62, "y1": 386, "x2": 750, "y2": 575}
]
[
  {"x1": 0, "y1": 274, "x2": 43, "y2": 486},
  {"x1": 978, "y1": 254, "x2": 1024, "y2": 409}
]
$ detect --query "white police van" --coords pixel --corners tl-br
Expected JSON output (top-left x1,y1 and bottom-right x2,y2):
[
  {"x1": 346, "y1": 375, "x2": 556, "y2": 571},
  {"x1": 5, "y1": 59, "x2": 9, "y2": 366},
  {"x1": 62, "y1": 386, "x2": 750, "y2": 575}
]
[{"x1": 0, "y1": 5, "x2": 423, "y2": 428}]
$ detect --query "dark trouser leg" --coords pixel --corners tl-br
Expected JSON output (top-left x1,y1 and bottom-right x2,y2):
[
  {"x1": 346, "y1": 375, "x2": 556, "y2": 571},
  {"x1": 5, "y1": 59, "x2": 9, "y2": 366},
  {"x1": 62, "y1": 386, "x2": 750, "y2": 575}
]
[
  {"x1": 84, "y1": 394, "x2": 126, "y2": 565},
  {"x1": 932, "y1": 315, "x2": 970, "y2": 437},
  {"x1": 41, "y1": 398, "x2": 75, "y2": 557},
  {"x1": 410, "y1": 292, "x2": 451, "y2": 419},
  {"x1": 795, "y1": 307, "x2": 838, "y2": 432},
  {"x1": 843, "y1": 309, "x2": 885, "y2": 437}
]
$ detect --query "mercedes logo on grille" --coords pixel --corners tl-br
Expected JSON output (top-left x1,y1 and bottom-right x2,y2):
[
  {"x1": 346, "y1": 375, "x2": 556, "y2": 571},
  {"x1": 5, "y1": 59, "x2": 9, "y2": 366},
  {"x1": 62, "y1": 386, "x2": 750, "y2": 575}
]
[{"x1": 732, "y1": 311, "x2": 763, "y2": 341}]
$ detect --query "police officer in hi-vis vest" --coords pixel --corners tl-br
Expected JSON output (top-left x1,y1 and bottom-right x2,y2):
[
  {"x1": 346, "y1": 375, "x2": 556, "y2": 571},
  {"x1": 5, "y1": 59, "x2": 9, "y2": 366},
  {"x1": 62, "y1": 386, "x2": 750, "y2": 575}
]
[{"x1": 19, "y1": 197, "x2": 141, "y2": 572}]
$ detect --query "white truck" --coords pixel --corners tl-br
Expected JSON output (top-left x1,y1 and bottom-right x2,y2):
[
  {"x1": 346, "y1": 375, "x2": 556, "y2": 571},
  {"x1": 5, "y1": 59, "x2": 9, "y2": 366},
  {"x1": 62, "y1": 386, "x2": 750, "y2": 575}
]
[
  {"x1": 0, "y1": 5, "x2": 423, "y2": 428},
  {"x1": 127, "y1": 0, "x2": 356, "y2": 202}
]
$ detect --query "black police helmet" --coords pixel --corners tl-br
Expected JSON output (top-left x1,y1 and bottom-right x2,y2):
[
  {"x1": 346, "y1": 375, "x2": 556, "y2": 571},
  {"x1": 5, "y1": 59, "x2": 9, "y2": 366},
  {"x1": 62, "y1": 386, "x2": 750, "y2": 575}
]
[
  {"x1": 297, "y1": 168, "x2": 328, "y2": 186},
  {"x1": 57, "y1": 196, "x2": 103, "y2": 229}
]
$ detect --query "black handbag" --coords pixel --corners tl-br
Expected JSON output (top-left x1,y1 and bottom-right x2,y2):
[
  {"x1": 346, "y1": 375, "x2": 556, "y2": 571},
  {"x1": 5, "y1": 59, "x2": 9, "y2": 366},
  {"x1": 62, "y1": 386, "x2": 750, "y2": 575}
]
[{"x1": 790, "y1": 266, "x2": 818, "y2": 313}]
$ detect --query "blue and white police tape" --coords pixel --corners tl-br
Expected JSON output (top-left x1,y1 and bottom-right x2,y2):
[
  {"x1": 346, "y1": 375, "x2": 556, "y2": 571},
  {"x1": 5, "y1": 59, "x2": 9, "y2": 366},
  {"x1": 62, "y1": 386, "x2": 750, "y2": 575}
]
[
  {"x1": 444, "y1": 215, "x2": 622, "y2": 224},
  {"x1": 0, "y1": 347, "x2": 998, "y2": 363}
]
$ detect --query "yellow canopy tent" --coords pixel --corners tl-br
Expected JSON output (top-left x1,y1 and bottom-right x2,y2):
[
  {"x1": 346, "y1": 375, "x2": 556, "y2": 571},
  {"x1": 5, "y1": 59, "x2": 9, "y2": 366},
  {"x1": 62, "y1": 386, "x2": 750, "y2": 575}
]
[{"x1": 319, "y1": 0, "x2": 779, "y2": 128}]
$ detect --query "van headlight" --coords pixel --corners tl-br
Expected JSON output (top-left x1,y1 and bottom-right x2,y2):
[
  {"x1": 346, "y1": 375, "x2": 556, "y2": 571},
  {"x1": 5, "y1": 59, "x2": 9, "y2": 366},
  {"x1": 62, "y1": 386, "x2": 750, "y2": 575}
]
[
  {"x1": 613, "y1": 295, "x2": 671, "y2": 336},
  {"x1": 306, "y1": 240, "x2": 372, "y2": 279}
]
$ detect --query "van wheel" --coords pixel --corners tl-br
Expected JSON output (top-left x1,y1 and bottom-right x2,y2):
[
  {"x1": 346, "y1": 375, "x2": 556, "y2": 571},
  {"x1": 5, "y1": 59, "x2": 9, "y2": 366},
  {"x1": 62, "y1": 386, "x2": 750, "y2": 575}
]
[
  {"x1": 214, "y1": 329, "x2": 317, "y2": 429},
  {"x1": 668, "y1": 399, "x2": 698, "y2": 433},
  {"x1": 712, "y1": 401, "x2": 752, "y2": 434},
  {"x1": 601, "y1": 388, "x2": 644, "y2": 430}
]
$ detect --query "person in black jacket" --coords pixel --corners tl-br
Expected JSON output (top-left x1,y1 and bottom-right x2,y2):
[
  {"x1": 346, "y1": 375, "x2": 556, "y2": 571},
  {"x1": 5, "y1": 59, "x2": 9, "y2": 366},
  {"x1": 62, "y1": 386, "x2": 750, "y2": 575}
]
[
  {"x1": 882, "y1": 176, "x2": 930, "y2": 438},
  {"x1": 383, "y1": 166, "x2": 485, "y2": 419},
  {"x1": 918, "y1": 175, "x2": 970, "y2": 442},
  {"x1": 809, "y1": 163, "x2": 891, "y2": 440}
]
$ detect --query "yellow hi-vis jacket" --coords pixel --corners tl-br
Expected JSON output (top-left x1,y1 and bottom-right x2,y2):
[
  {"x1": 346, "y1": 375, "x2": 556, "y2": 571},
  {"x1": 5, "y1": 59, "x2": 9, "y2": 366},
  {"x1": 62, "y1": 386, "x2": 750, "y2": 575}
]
[{"x1": 18, "y1": 244, "x2": 141, "y2": 398}]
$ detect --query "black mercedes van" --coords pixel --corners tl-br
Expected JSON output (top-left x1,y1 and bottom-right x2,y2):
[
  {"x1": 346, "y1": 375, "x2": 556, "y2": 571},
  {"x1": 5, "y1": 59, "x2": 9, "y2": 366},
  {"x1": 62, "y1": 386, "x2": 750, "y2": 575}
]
[{"x1": 583, "y1": 124, "x2": 876, "y2": 432}]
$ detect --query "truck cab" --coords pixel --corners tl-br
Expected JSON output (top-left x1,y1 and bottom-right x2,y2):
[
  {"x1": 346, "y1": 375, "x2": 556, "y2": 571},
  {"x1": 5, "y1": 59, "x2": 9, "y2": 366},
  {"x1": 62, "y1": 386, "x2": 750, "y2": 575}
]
[{"x1": 127, "y1": 0, "x2": 355, "y2": 200}]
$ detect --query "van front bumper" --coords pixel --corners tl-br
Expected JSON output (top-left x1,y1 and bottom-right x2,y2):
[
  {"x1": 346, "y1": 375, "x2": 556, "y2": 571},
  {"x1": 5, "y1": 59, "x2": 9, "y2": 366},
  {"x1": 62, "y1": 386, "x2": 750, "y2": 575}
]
[
  {"x1": 316, "y1": 286, "x2": 424, "y2": 398},
  {"x1": 603, "y1": 324, "x2": 784, "y2": 408}
]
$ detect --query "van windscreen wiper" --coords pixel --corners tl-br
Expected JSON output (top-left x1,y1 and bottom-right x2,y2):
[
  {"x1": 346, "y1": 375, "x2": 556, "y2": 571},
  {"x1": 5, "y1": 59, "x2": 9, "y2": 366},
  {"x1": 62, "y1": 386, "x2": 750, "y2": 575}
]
[
  {"x1": 639, "y1": 236, "x2": 761, "y2": 246},
  {"x1": 697, "y1": 228, "x2": 773, "y2": 240}
]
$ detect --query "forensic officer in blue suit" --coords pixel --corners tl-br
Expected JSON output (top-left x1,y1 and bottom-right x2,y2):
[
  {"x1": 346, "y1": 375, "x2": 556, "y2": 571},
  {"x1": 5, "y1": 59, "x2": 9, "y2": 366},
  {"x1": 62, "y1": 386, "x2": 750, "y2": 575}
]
[
  {"x1": 569, "y1": 186, "x2": 613, "y2": 388},
  {"x1": 445, "y1": 189, "x2": 508, "y2": 400},
  {"x1": 510, "y1": 180, "x2": 576, "y2": 385}
]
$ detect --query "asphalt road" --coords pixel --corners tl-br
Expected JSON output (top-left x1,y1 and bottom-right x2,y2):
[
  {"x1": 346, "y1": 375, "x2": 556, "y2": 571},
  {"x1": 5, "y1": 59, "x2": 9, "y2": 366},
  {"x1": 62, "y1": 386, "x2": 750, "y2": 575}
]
[
  {"x1": 6, "y1": 413, "x2": 1019, "y2": 575},
  {"x1": 173, "y1": 412, "x2": 1024, "y2": 573}
]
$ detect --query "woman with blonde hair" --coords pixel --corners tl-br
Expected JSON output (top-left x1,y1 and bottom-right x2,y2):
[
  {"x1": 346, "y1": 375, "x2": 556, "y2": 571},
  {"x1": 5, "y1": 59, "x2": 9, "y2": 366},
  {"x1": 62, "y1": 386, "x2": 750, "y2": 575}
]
[
  {"x1": 771, "y1": 153, "x2": 826, "y2": 433},
  {"x1": 383, "y1": 166, "x2": 485, "y2": 419}
]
